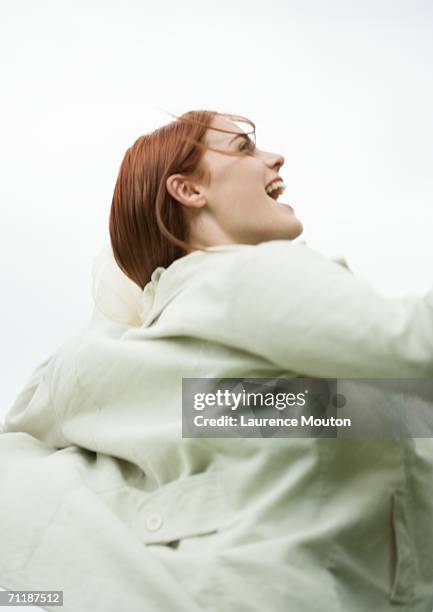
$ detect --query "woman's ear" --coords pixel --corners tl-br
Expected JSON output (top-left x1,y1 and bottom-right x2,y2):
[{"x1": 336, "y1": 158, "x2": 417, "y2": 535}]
[{"x1": 166, "y1": 174, "x2": 207, "y2": 209}]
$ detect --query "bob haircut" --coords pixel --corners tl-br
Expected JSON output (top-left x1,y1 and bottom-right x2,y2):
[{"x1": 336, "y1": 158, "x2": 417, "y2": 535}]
[{"x1": 109, "y1": 110, "x2": 256, "y2": 289}]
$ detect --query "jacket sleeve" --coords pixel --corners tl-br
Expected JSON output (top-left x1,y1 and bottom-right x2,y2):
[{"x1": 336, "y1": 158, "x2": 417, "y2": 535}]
[
  {"x1": 228, "y1": 240, "x2": 433, "y2": 378},
  {"x1": 2, "y1": 352, "x2": 67, "y2": 446}
]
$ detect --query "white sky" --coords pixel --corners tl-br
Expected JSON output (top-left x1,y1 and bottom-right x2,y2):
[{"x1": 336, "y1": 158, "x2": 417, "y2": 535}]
[{"x1": 1, "y1": 0, "x2": 432, "y2": 417}]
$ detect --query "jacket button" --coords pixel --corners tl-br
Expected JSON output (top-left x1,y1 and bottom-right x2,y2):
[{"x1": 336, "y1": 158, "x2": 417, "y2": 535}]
[{"x1": 146, "y1": 512, "x2": 164, "y2": 532}]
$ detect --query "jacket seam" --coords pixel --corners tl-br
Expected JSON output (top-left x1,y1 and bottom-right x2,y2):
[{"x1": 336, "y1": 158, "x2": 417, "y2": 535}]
[{"x1": 42, "y1": 356, "x2": 69, "y2": 447}]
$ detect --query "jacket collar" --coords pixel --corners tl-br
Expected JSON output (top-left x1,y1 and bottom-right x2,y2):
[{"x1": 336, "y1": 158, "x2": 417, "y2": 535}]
[{"x1": 91, "y1": 243, "x2": 249, "y2": 328}]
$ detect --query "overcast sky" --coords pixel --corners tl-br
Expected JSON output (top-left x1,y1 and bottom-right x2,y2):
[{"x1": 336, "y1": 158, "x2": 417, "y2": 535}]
[{"x1": 1, "y1": 0, "x2": 432, "y2": 417}]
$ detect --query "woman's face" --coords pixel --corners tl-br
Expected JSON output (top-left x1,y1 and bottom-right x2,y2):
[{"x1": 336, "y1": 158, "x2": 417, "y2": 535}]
[{"x1": 168, "y1": 115, "x2": 304, "y2": 248}]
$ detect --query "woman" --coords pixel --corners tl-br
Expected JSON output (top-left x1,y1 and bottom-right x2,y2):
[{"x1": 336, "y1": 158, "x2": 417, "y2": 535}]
[{"x1": 1, "y1": 110, "x2": 432, "y2": 612}]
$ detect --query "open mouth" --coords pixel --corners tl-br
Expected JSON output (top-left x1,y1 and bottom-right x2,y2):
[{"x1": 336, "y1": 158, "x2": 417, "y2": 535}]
[
  {"x1": 265, "y1": 180, "x2": 295, "y2": 211},
  {"x1": 266, "y1": 188, "x2": 284, "y2": 201},
  {"x1": 265, "y1": 180, "x2": 286, "y2": 201}
]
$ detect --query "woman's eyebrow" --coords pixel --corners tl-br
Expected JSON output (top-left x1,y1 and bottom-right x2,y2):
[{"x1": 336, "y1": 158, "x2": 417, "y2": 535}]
[{"x1": 229, "y1": 133, "x2": 249, "y2": 145}]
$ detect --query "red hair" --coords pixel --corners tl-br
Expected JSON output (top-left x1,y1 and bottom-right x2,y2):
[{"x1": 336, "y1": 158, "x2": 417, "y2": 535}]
[{"x1": 109, "y1": 110, "x2": 255, "y2": 289}]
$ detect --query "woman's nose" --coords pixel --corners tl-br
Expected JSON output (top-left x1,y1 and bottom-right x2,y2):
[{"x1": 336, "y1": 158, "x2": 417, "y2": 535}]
[
  {"x1": 266, "y1": 151, "x2": 285, "y2": 173},
  {"x1": 274, "y1": 154, "x2": 285, "y2": 172}
]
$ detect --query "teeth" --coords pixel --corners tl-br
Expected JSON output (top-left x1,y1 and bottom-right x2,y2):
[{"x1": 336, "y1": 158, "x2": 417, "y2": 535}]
[{"x1": 265, "y1": 180, "x2": 286, "y2": 195}]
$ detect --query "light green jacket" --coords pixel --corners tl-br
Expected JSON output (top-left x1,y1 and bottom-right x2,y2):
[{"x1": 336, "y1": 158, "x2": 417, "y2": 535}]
[{"x1": 1, "y1": 239, "x2": 433, "y2": 612}]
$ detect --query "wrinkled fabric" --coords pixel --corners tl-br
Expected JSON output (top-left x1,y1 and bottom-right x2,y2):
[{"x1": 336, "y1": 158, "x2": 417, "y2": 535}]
[
  {"x1": 90, "y1": 240, "x2": 352, "y2": 329},
  {"x1": 1, "y1": 239, "x2": 433, "y2": 612}
]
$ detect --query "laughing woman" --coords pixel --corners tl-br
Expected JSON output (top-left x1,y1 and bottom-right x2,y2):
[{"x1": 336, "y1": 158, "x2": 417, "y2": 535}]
[{"x1": 1, "y1": 111, "x2": 433, "y2": 612}]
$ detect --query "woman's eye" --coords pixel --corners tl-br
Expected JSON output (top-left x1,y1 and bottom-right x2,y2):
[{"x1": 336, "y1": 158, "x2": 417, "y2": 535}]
[{"x1": 239, "y1": 139, "x2": 253, "y2": 152}]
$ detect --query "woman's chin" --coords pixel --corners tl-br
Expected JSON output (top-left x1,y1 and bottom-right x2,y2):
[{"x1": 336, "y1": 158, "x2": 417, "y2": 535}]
[
  {"x1": 283, "y1": 218, "x2": 303, "y2": 240},
  {"x1": 275, "y1": 204, "x2": 303, "y2": 235},
  {"x1": 278, "y1": 200, "x2": 295, "y2": 212}
]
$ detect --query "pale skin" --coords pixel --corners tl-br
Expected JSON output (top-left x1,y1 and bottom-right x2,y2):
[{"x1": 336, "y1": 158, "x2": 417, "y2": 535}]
[{"x1": 165, "y1": 115, "x2": 304, "y2": 251}]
